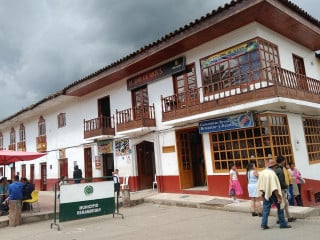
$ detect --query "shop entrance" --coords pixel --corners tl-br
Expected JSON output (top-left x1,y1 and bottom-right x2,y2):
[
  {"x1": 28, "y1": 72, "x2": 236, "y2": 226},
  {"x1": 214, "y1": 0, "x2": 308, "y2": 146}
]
[
  {"x1": 102, "y1": 153, "x2": 114, "y2": 179},
  {"x1": 136, "y1": 141, "x2": 155, "y2": 190},
  {"x1": 40, "y1": 163, "x2": 47, "y2": 190},
  {"x1": 176, "y1": 128, "x2": 206, "y2": 189}
]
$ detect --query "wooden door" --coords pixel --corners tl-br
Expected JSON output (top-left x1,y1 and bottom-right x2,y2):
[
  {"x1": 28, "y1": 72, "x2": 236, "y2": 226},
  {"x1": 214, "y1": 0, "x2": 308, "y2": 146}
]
[
  {"x1": 21, "y1": 164, "x2": 26, "y2": 178},
  {"x1": 10, "y1": 167, "x2": 15, "y2": 180},
  {"x1": 30, "y1": 164, "x2": 34, "y2": 184},
  {"x1": 40, "y1": 163, "x2": 47, "y2": 190},
  {"x1": 176, "y1": 131, "x2": 194, "y2": 189},
  {"x1": 173, "y1": 64, "x2": 198, "y2": 108},
  {"x1": 132, "y1": 86, "x2": 149, "y2": 120},
  {"x1": 137, "y1": 141, "x2": 155, "y2": 190},
  {"x1": 84, "y1": 148, "x2": 92, "y2": 179},
  {"x1": 59, "y1": 158, "x2": 68, "y2": 178},
  {"x1": 293, "y1": 54, "x2": 308, "y2": 90}
]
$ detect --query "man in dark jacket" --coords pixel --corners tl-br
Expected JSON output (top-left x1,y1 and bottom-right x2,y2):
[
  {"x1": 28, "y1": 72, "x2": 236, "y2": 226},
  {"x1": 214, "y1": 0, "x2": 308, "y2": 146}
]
[
  {"x1": 275, "y1": 156, "x2": 296, "y2": 223},
  {"x1": 21, "y1": 177, "x2": 35, "y2": 211},
  {"x1": 73, "y1": 165, "x2": 83, "y2": 183},
  {"x1": 22, "y1": 177, "x2": 34, "y2": 200}
]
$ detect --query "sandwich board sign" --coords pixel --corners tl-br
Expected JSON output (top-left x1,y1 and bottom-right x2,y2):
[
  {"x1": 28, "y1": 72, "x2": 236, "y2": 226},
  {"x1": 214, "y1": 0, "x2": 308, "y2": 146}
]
[{"x1": 59, "y1": 181, "x2": 114, "y2": 222}]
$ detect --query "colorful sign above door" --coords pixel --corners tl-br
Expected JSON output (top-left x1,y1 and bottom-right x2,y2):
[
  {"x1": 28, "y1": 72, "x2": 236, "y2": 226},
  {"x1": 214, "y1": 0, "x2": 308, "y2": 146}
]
[
  {"x1": 200, "y1": 40, "x2": 258, "y2": 68},
  {"x1": 97, "y1": 140, "x2": 113, "y2": 154},
  {"x1": 199, "y1": 112, "x2": 254, "y2": 134}
]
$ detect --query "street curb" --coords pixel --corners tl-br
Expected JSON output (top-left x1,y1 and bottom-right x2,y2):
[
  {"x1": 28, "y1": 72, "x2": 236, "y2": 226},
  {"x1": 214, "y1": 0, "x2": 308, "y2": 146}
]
[{"x1": 0, "y1": 196, "x2": 319, "y2": 228}]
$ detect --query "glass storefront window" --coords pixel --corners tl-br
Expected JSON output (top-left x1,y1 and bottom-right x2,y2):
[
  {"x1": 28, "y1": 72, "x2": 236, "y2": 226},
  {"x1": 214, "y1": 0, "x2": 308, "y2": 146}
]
[
  {"x1": 303, "y1": 118, "x2": 320, "y2": 164},
  {"x1": 210, "y1": 113, "x2": 293, "y2": 172}
]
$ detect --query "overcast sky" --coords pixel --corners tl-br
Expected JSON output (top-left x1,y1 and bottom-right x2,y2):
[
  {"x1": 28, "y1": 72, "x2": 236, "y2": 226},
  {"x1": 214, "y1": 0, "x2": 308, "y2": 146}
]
[{"x1": 0, "y1": 0, "x2": 318, "y2": 121}]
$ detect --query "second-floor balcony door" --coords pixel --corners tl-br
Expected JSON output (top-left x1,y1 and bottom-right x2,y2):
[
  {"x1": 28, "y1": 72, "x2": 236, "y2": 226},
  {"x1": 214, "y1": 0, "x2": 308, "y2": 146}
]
[
  {"x1": 173, "y1": 64, "x2": 198, "y2": 108},
  {"x1": 293, "y1": 54, "x2": 308, "y2": 90},
  {"x1": 132, "y1": 86, "x2": 149, "y2": 120}
]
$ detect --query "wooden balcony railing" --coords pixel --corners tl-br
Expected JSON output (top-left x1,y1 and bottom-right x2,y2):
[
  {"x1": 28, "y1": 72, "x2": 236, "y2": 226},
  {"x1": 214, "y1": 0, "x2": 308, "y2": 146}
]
[
  {"x1": 17, "y1": 141, "x2": 26, "y2": 151},
  {"x1": 36, "y1": 135, "x2": 47, "y2": 153},
  {"x1": 116, "y1": 104, "x2": 156, "y2": 132},
  {"x1": 84, "y1": 116, "x2": 115, "y2": 139},
  {"x1": 8, "y1": 143, "x2": 16, "y2": 151},
  {"x1": 161, "y1": 65, "x2": 320, "y2": 121}
]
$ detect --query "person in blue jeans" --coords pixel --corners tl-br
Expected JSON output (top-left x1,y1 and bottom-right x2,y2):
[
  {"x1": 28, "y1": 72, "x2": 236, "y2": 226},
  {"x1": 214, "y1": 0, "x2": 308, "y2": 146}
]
[{"x1": 257, "y1": 159, "x2": 292, "y2": 230}]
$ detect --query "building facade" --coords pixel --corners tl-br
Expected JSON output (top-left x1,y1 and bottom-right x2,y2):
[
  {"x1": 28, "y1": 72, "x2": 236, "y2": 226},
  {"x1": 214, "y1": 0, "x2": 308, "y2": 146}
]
[{"x1": 1, "y1": 0, "x2": 320, "y2": 206}]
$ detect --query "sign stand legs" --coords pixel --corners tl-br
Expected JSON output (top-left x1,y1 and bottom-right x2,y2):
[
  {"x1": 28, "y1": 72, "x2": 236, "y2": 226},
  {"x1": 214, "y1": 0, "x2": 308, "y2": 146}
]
[
  {"x1": 113, "y1": 191, "x2": 124, "y2": 219},
  {"x1": 51, "y1": 183, "x2": 60, "y2": 231}
]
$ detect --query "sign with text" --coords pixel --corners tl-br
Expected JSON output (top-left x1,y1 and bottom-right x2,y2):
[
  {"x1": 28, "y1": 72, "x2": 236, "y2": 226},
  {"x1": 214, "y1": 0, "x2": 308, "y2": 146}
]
[
  {"x1": 127, "y1": 57, "x2": 186, "y2": 90},
  {"x1": 199, "y1": 112, "x2": 254, "y2": 134},
  {"x1": 97, "y1": 140, "x2": 113, "y2": 154},
  {"x1": 200, "y1": 41, "x2": 258, "y2": 68},
  {"x1": 59, "y1": 181, "x2": 114, "y2": 222}
]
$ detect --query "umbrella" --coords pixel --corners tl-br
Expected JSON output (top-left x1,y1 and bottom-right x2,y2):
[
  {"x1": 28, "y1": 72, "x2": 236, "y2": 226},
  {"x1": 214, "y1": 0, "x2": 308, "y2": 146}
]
[{"x1": 0, "y1": 150, "x2": 46, "y2": 176}]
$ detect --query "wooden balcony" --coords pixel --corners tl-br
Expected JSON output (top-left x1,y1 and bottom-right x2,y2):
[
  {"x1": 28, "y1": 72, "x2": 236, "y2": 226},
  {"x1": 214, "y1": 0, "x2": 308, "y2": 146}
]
[
  {"x1": 84, "y1": 116, "x2": 115, "y2": 139},
  {"x1": 36, "y1": 135, "x2": 47, "y2": 153},
  {"x1": 116, "y1": 104, "x2": 156, "y2": 132},
  {"x1": 8, "y1": 143, "x2": 16, "y2": 151},
  {"x1": 161, "y1": 66, "x2": 320, "y2": 122},
  {"x1": 17, "y1": 141, "x2": 26, "y2": 151}
]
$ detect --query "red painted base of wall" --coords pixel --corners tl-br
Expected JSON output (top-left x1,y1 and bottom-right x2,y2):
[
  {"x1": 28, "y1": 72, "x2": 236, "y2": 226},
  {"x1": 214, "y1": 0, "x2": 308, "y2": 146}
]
[
  {"x1": 35, "y1": 175, "x2": 320, "y2": 207},
  {"x1": 156, "y1": 175, "x2": 320, "y2": 207}
]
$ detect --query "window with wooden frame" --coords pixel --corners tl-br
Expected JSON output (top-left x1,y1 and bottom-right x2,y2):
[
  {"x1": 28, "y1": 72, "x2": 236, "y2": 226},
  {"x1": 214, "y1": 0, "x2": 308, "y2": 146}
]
[
  {"x1": 58, "y1": 113, "x2": 66, "y2": 128},
  {"x1": 201, "y1": 38, "x2": 280, "y2": 95},
  {"x1": 210, "y1": 113, "x2": 293, "y2": 172},
  {"x1": 0, "y1": 132, "x2": 3, "y2": 150},
  {"x1": 38, "y1": 116, "x2": 46, "y2": 136},
  {"x1": 173, "y1": 63, "x2": 198, "y2": 107},
  {"x1": 19, "y1": 124, "x2": 26, "y2": 142},
  {"x1": 303, "y1": 117, "x2": 320, "y2": 164},
  {"x1": 10, "y1": 128, "x2": 16, "y2": 145}
]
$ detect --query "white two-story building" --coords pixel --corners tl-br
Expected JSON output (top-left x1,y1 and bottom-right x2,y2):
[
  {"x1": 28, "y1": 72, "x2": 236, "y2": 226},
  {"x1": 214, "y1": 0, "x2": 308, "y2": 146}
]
[{"x1": 1, "y1": 0, "x2": 320, "y2": 206}]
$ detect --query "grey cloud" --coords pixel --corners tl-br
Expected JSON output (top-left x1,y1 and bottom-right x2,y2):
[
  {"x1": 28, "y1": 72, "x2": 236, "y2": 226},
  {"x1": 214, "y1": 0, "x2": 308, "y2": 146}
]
[{"x1": 0, "y1": 0, "x2": 319, "y2": 121}]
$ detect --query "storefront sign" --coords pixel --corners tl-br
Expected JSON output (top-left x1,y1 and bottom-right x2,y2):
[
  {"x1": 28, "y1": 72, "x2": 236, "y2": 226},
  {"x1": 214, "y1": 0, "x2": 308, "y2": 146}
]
[
  {"x1": 162, "y1": 146, "x2": 175, "y2": 153},
  {"x1": 127, "y1": 57, "x2": 186, "y2": 90},
  {"x1": 115, "y1": 139, "x2": 129, "y2": 156},
  {"x1": 200, "y1": 41, "x2": 258, "y2": 68},
  {"x1": 59, "y1": 181, "x2": 114, "y2": 222},
  {"x1": 97, "y1": 140, "x2": 113, "y2": 154},
  {"x1": 199, "y1": 112, "x2": 254, "y2": 134}
]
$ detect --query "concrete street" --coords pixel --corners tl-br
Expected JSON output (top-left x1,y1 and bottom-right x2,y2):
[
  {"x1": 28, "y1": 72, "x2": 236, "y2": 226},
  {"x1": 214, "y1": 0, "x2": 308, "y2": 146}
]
[{"x1": 1, "y1": 203, "x2": 320, "y2": 240}]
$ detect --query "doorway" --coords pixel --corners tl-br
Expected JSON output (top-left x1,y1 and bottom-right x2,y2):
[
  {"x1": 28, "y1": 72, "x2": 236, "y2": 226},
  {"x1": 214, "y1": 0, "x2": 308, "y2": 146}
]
[
  {"x1": 59, "y1": 158, "x2": 68, "y2": 179},
  {"x1": 102, "y1": 153, "x2": 114, "y2": 179},
  {"x1": 40, "y1": 163, "x2": 47, "y2": 191},
  {"x1": 293, "y1": 54, "x2": 308, "y2": 90},
  {"x1": 84, "y1": 147, "x2": 93, "y2": 179},
  {"x1": 176, "y1": 128, "x2": 206, "y2": 189},
  {"x1": 136, "y1": 141, "x2": 155, "y2": 190}
]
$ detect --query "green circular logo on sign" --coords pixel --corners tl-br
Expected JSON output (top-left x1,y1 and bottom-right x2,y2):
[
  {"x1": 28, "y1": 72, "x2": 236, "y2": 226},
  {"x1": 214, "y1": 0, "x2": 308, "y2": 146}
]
[{"x1": 84, "y1": 185, "x2": 94, "y2": 195}]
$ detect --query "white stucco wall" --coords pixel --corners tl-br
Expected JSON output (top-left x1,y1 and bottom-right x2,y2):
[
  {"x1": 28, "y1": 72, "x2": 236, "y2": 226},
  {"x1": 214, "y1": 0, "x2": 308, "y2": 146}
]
[
  {"x1": 1, "y1": 22, "x2": 320, "y2": 183},
  {"x1": 287, "y1": 113, "x2": 320, "y2": 181}
]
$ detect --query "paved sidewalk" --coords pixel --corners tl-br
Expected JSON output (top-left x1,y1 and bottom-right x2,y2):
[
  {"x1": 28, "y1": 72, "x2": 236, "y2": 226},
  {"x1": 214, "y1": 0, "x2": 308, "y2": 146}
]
[{"x1": 1, "y1": 190, "x2": 319, "y2": 228}]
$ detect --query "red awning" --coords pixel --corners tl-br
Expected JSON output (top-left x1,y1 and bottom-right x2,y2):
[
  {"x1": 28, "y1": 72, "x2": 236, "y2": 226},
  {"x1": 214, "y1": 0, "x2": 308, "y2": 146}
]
[{"x1": 0, "y1": 150, "x2": 46, "y2": 165}]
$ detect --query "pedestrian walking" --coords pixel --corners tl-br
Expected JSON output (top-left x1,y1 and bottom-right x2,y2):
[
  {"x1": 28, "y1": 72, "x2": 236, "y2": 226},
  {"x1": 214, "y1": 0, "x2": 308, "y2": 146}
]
[
  {"x1": 246, "y1": 162, "x2": 262, "y2": 216},
  {"x1": 257, "y1": 159, "x2": 291, "y2": 229},
  {"x1": 229, "y1": 163, "x2": 243, "y2": 203}
]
